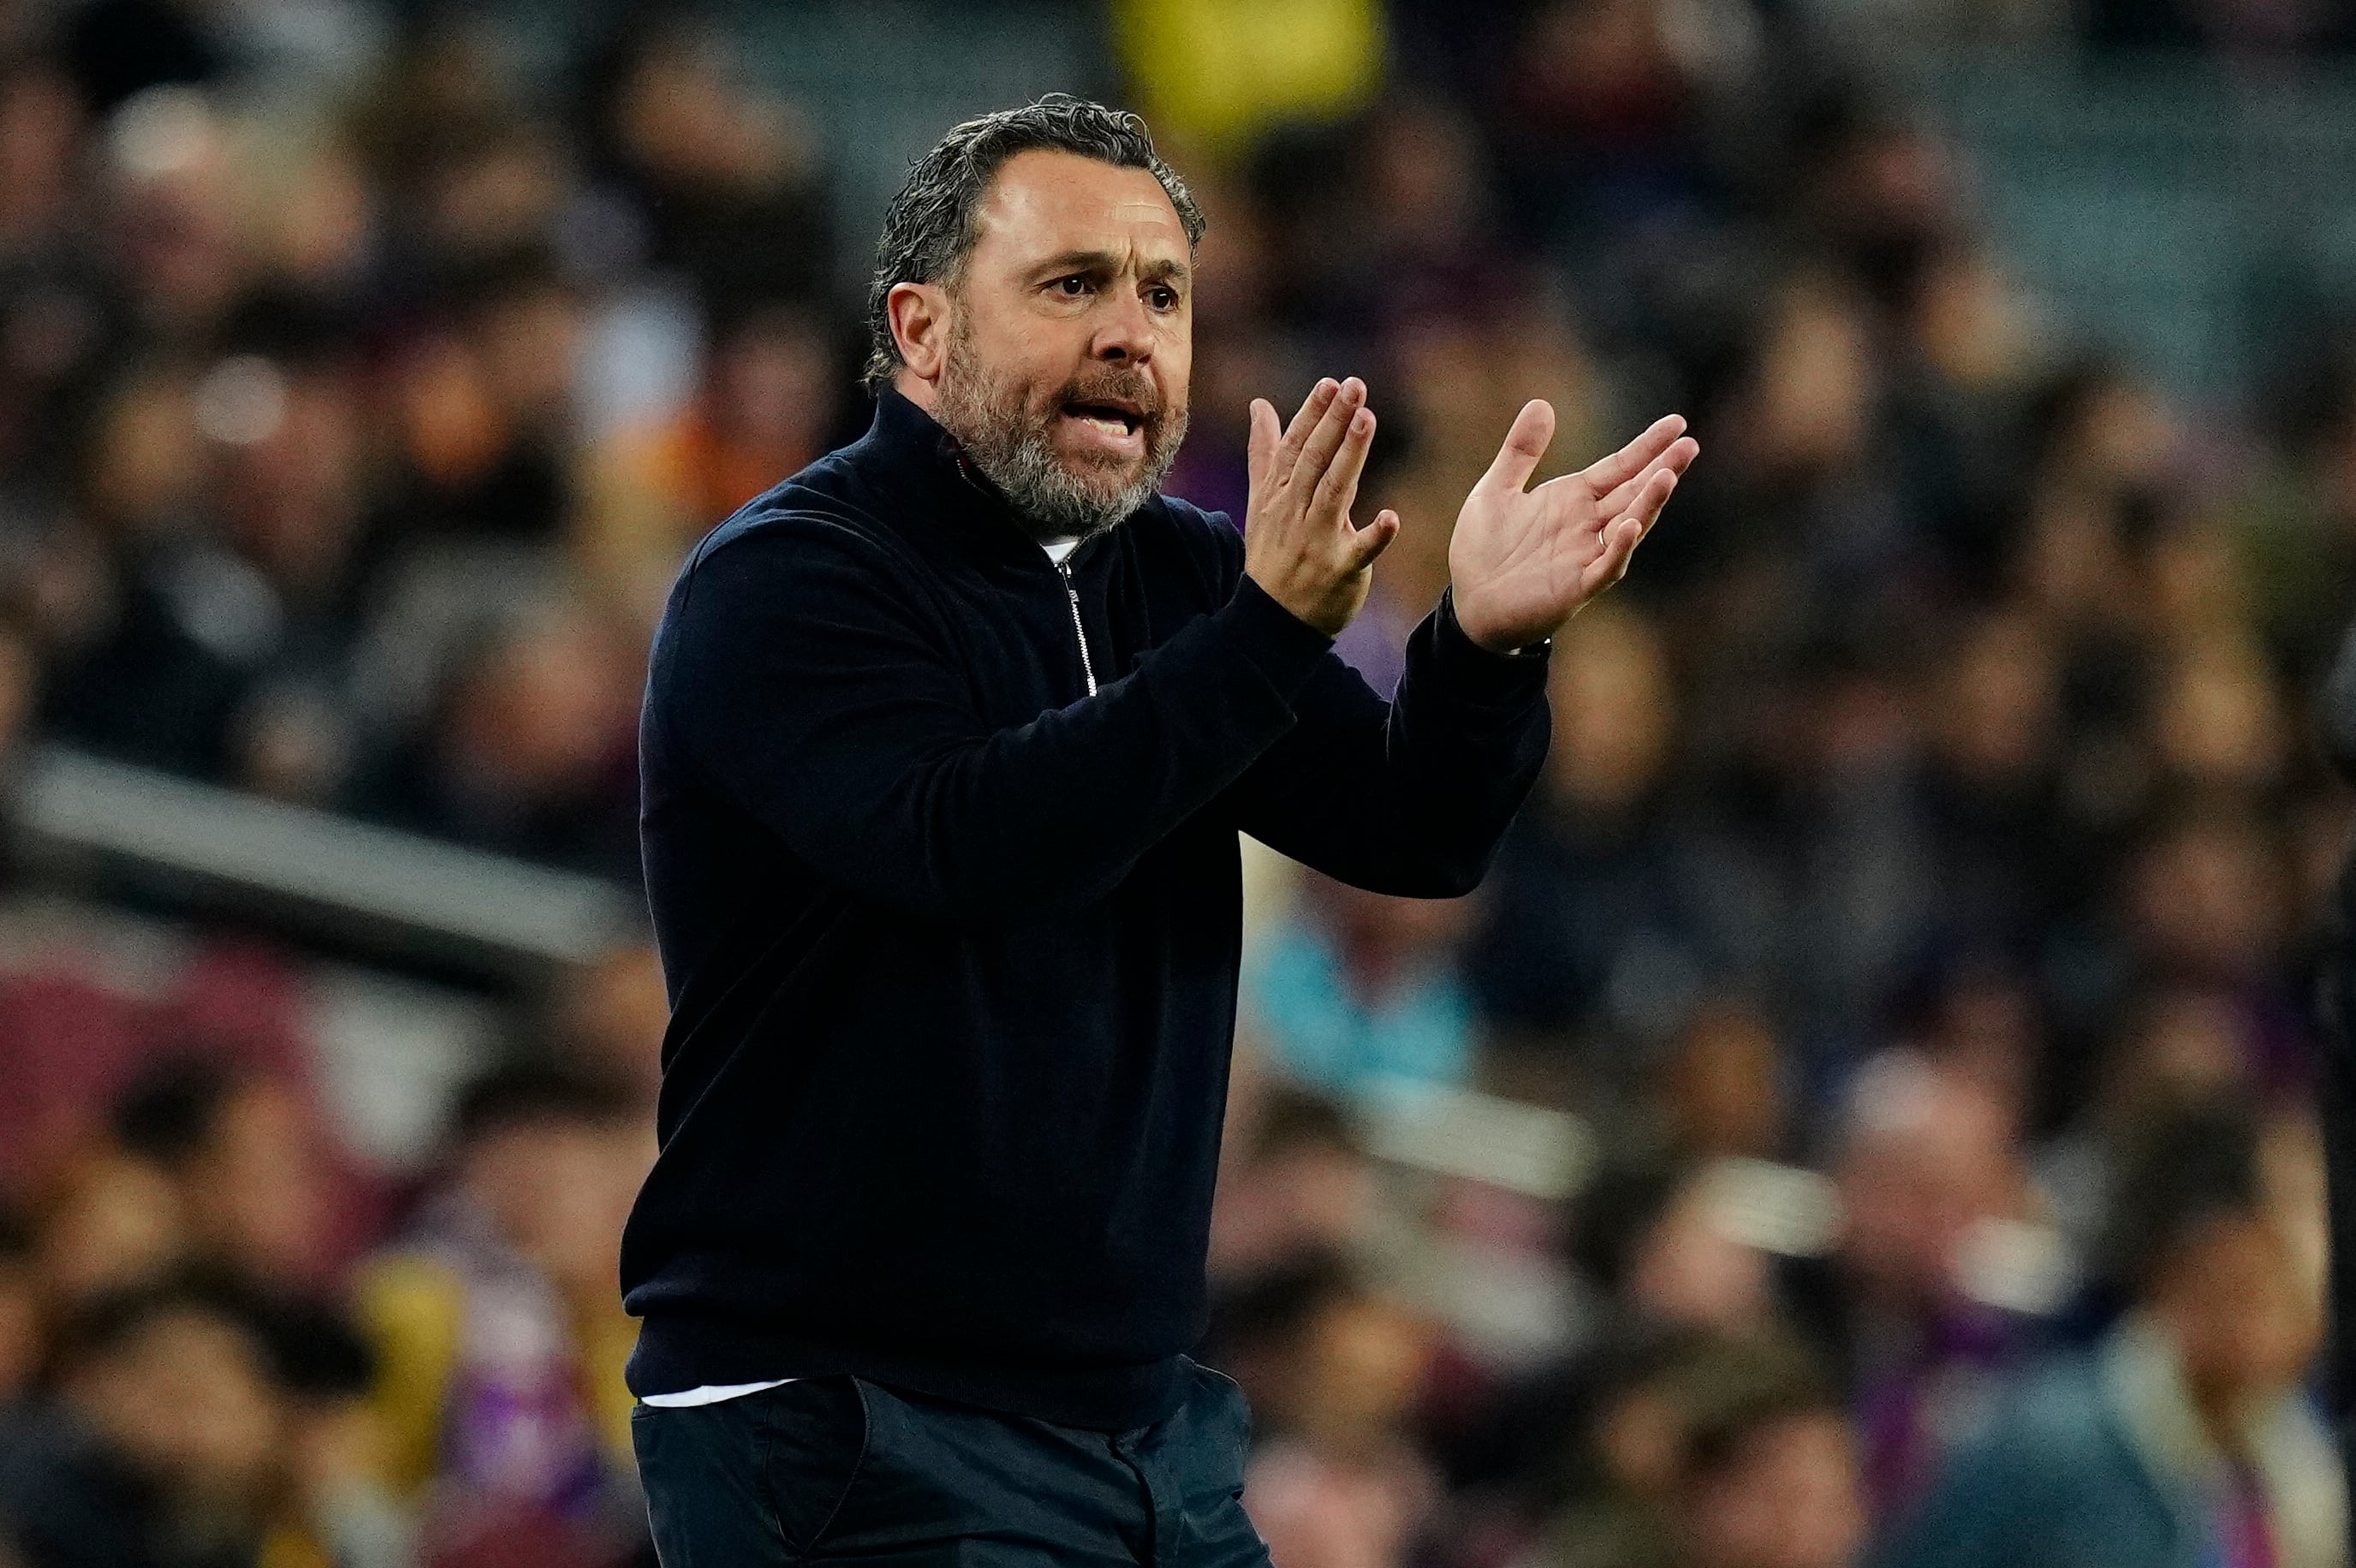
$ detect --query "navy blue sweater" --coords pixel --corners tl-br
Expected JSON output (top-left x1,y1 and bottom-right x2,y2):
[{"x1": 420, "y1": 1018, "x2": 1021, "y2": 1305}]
[{"x1": 622, "y1": 389, "x2": 1551, "y2": 1428}]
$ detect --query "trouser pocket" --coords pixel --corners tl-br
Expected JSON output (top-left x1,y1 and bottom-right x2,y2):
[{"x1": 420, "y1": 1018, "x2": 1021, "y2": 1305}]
[
  {"x1": 1175, "y1": 1360, "x2": 1254, "y2": 1500},
  {"x1": 634, "y1": 1379, "x2": 868, "y2": 1565}
]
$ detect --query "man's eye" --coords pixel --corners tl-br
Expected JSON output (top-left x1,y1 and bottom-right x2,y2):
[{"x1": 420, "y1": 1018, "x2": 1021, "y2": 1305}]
[
  {"x1": 1054, "y1": 276, "x2": 1092, "y2": 297},
  {"x1": 1149, "y1": 287, "x2": 1179, "y2": 310}
]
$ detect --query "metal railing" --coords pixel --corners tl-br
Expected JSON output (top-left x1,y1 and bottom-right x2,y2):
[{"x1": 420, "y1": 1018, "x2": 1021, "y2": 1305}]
[{"x1": 3, "y1": 745, "x2": 643, "y2": 979}]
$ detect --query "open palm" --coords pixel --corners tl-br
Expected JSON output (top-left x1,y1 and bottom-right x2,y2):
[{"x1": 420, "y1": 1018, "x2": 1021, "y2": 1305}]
[{"x1": 1448, "y1": 401, "x2": 1698, "y2": 653}]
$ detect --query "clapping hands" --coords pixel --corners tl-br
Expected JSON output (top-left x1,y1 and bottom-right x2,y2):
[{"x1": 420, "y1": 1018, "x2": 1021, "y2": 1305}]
[{"x1": 1239, "y1": 377, "x2": 1697, "y2": 650}]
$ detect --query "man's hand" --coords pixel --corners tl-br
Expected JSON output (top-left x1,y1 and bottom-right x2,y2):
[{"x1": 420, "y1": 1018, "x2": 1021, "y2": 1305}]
[
  {"x1": 1449, "y1": 401, "x2": 1698, "y2": 654},
  {"x1": 1243, "y1": 377, "x2": 1401, "y2": 638}
]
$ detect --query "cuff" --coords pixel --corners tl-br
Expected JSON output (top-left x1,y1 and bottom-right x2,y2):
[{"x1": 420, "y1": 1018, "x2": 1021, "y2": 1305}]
[
  {"x1": 1218, "y1": 573, "x2": 1338, "y2": 700},
  {"x1": 1423, "y1": 585, "x2": 1555, "y2": 706},
  {"x1": 1429, "y1": 587, "x2": 1551, "y2": 695}
]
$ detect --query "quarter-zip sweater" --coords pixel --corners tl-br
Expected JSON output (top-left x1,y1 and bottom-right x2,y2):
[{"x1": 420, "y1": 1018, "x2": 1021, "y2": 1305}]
[{"x1": 623, "y1": 389, "x2": 1552, "y2": 1429}]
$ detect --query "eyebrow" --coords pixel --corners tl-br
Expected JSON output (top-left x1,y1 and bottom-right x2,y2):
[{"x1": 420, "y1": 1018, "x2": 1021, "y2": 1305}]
[{"x1": 1031, "y1": 250, "x2": 1192, "y2": 287}]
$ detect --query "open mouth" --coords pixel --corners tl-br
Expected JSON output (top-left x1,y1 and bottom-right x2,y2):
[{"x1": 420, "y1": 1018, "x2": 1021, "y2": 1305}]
[{"x1": 1062, "y1": 399, "x2": 1146, "y2": 444}]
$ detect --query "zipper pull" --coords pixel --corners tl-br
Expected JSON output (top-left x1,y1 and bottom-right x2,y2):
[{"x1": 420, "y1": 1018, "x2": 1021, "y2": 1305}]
[{"x1": 1058, "y1": 559, "x2": 1098, "y2": 697}]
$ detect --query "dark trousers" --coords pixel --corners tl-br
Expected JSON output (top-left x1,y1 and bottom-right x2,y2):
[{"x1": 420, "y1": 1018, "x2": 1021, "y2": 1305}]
[{"x1": 631, "y1": 1361, "x2": 1273, "y2": 1566}]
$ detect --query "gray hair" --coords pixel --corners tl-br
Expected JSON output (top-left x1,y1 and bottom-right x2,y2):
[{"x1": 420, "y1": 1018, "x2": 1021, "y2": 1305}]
[{"x1": 862, "y1": 94, "x2": 1205, "y2": 389}]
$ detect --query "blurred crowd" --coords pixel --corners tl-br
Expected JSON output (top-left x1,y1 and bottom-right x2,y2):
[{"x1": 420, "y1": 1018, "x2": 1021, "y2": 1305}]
[{"x1": 3, "y1": 1, "x2": 2356, "y2": 1566}]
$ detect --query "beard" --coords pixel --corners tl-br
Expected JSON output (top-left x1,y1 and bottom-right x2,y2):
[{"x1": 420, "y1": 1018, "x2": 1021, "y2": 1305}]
[{"x1": 932, "y1": 318, "x2": 1187, "y2": 543}]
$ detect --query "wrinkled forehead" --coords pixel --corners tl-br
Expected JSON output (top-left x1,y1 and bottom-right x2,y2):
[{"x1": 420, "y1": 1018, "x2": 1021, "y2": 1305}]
[{"x1": 967, "y1": 148, "x2": 1190, "y2": 275}]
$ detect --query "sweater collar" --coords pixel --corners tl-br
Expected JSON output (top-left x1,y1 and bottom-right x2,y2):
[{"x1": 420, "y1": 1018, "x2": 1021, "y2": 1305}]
[{"x1": 854, "y1": 386, "x2": 1120, "y2": 570}]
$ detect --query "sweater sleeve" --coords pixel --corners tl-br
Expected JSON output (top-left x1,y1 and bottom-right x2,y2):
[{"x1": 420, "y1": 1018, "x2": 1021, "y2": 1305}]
[
  {"x1": 1223, "y1": 589, "x2": 1552, "y2": 898},
  {"x1": 656, "y1": 519, "x2": 1336, "y2": 925}
]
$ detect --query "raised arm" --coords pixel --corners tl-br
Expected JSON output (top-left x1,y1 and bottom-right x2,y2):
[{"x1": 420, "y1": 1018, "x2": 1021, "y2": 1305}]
[
  {"x1": 1225, "y1": 590, "x2": 1552, "y2": 898},
  {"x1": 657, "y1": 381, "x2": 1393, "y2": 927},
  {"x1": 1229, "y1": 399, "x2": 1699, "y2": 896},
  {"x1": 660, "y1": 524, "x2": 1329, "y2": 927}
]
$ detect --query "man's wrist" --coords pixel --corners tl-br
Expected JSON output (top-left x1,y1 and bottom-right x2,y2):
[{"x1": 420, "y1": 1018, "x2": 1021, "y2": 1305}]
[
  {"x1": 1443, "y1": 589, "x2": 1547, "y2": 658},
  {"x1": 1441, "y1": 588, "x2": 1549, "y2": 660}
]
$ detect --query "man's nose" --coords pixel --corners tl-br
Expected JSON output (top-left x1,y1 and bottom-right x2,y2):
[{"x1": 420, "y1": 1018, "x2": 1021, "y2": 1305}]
[{"x1": 1092, "y1": 293, "x2": 1155, "y2": 365}]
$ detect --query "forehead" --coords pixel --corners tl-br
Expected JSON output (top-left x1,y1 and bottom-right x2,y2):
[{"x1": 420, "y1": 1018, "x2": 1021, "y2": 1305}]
[{"x1": 969, "y1": 148, "x2": 1187, "y2": 265}]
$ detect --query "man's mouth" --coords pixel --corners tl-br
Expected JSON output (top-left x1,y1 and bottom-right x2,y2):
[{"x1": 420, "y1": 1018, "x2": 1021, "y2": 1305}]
[{"x1": 1060, "y1": 398, "x2": 1147, "y2": 454}]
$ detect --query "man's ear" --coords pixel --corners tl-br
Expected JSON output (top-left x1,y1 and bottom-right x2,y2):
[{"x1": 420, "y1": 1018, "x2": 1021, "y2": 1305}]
[{"x1": 888, "y1": 281, "x2": 953, "y2": 384}]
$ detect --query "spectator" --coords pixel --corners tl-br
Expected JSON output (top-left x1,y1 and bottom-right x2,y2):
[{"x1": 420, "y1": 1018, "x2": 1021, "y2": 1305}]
[
  {"x1": 0, "y1": 1214, "x2": 33, "y2": 1411},
  {"x1": 1244, "y1": 871, "x2": 1480, "y2": 1096},
  {"x1": 1436, "y1": 1150, "x2": 1780, "y2": 1532},
  {"x1": 576, "y1": 15, "x2": 836, "y2": 313},
  {"x1": 0, "y1": 1273, "x2": 287, "y2": 1568},
  {"x1": 1877, "y1": 1098, "x2": 2342, "y2": 1568},
  {"x1": 537, "y1": 943, "x2": 670, "y2": 1114},
  {"x1": 1209, "y1": 1085, "x2": 1379, "y2": 1284},
  {"x1": 244, "y1": 1292, "x2": 410, "y2": 1568},
  {"x1": 1213, "y1": 1253, "x2": 1443, "y2": 1568},
  {"x1": 1675, "y1": 1336, "x2": 1868, "y2": 1568},
  {"x1": 1660, "y1": 1001, "x2": 1792, "y2": 1162},
  {"x1": 2034, "y1": 987, "x2": 2258, "y2": 1256},
  {"x1": 1573, "y1": 1154, "x2": 1777, "y2": 1337},
  {"x1": 348, "y1": 598, "x2": 640, "y2": 877},
  {"x1": 110, "y1": 1054, "x2": 354, "y2": 1291},
  {"x1": 23, "y1": 1143, "x2": 187, "y2": 1313},
  {"x1": 381, "y1": 247, "x2": 586, "y2": 549},
  {"x1": 1531, "y1": 1328, "x2": 1862, "y2": 1568},
  {"x1": 354, "y1": 1063, "x2": 651, "y2": 1562},
  {"x1": 579, "y1": 298, "x2": 847, "y2": 630},
  {"x1": 1528, "y1": 1325, "x2": 1720, "y2": 1568},
  {"x1": 1470, "y1": 598, "x2": 1764, "y2": 1082},
  {"x1": 1787, "y1": 1052, "x2": 2045, "y2": 1517}
]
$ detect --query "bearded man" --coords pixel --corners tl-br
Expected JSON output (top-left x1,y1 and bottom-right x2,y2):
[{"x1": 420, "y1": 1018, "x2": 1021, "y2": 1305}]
[{"x1": 622, "y1": 95, "x2": 1696, "y2": 1566}]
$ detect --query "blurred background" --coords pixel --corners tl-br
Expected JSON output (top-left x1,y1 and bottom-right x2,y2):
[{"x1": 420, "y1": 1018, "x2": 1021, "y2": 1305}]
[{"x1": 2, "y1": 1, "x2": 2356, "y2": 1565}]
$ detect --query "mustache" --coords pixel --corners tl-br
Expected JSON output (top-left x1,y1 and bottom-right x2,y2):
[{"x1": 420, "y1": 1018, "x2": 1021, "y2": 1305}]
[{"x1": 1052, "y1": 371, "x2": 1165, "y2": 424}]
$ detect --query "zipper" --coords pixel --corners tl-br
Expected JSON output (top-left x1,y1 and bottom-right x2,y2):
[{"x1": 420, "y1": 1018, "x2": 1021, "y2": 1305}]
[{"x1": 1057, "y1": 558, "x2": 1098, "y2": 697}]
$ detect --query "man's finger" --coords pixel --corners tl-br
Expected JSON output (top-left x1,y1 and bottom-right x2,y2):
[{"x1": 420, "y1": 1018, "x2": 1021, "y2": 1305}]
[
  {"x1": 1597, "y1": 470, "x2": 1677, "y2": 573},
  {"x1": 1479, "y1": 400, "x2": 1556, "y2": 496},
  {"x1": 1619, "y1": 466, "x2": 1679, "y2": 541},
  {"x1": 1344, "y1": 508, "x2": 1401, "y2": 572},
  {"x1": 1581, "y1": 514, "x2": 1645, "y2": 597},
  {"x1": 1582, "y1": 415, "x2": 1687, "y2": 499},
  {"x1": 1276, "y1": 379, "x2": 1340, "y2": 473},
  {"x1": 1309, "y1": 407, "x2": 1377, "y2": 526},
  {"x1": 1289, "y1": 377, "x2": 1365, "y2": 494},
  {"x1": 1591, "y1": 434, "x2": 1699, "y2": 518}
]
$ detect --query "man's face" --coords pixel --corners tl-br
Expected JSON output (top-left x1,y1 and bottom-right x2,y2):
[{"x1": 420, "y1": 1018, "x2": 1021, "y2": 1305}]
[{"x1": 924, "y1": 148, "x2": 1193, "y2": 538}]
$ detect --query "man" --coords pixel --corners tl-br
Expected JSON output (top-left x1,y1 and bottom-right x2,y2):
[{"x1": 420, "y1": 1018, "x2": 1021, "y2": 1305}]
[
  {"x1": 1876, "y1": 1099, "x2": 2343, "y2": 1568},
  {"x1": 622, "y1": 94, "x2": 1696, "y2": 1566}
]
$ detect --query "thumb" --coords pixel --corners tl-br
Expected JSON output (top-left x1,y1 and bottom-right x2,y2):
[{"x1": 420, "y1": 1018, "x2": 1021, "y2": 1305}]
[
  {"x1": 1246, "y1": 398, "x2": 1279, "y2": 489},
  {"x1": 1345, "y1": 509, "x2": 1401, "y2": 572},
  {"x1": 1478, "y1": 400, "x2": 1555, "y2": 496}
]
